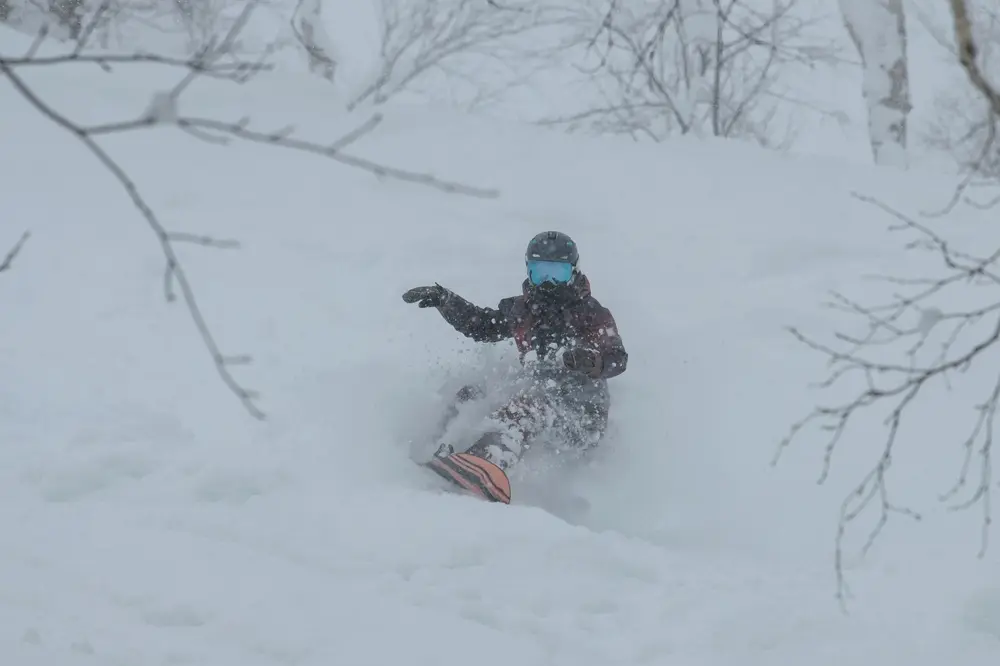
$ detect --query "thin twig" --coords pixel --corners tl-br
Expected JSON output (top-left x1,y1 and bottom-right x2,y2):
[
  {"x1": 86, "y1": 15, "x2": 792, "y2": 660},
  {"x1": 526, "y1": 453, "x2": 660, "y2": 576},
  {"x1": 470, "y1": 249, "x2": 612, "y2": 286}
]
[
  {"x1": 0, "y1": 1, "x2": 500, "y2": 419},
  {"x1": 1, "y1": 60, "x2": 264, "y2": 419},
  {"x1": 0, "y1": 232, "x2": 30, "y2": 274},
  {"x1": 165, "y1": 232, "x2": 241, "y2": 249},
  {"x1": 176, "y1": 115, "x2": 500, "y2": 198},
  {"x1": 72, "y1": 0, "x2": 112, "y2": 56},
  {"x1": 24, "y1": 25, "x2": 49, "y2": 60},
  {"x1": 3, "y1": 52, "x2": 272, "y2": 79},
  {"x1": 775, "y1": 192, "x2": 1000, "y2": 603}
]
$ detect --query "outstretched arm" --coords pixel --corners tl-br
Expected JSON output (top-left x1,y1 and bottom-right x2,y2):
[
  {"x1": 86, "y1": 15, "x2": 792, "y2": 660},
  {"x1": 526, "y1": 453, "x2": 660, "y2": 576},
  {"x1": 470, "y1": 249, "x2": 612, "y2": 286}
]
[{"x1": 402, "y1": 285, "x2": 512, "y2": 343}]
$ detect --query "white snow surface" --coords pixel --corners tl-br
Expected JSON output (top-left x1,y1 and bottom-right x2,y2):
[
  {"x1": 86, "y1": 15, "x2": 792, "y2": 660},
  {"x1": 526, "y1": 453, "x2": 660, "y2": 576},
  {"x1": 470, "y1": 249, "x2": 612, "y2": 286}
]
[{"x1": 3, "y1": 27, "x2": 1000, "y2": 666}]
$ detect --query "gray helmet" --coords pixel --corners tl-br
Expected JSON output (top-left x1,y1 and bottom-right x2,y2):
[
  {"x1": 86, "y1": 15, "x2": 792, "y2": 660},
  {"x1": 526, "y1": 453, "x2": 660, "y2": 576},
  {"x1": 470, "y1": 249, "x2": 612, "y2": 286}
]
[
  {"x1": 524, "y1": 231, "x2": 580, "y2": 291},
  {"x1": 525, "y1": 231, "x2": 579, "y2": 265}
]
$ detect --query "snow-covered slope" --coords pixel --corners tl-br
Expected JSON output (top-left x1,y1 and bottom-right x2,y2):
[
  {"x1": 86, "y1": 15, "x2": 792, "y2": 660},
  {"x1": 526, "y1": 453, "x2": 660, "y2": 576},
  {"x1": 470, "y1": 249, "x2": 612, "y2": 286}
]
[{"x1": 2, "y1": 29, "x2": 1000, "y2": 666}]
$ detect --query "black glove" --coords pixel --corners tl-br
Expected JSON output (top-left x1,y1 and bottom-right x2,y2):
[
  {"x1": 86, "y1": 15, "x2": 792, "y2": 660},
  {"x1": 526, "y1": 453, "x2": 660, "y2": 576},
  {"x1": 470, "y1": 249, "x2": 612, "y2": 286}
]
[
  {"x1": 402, "y1": 284, "x2": 449, "y2": 308},
  {"x1": 563, "y1": 347, "x2": 603, "y2": 378}
]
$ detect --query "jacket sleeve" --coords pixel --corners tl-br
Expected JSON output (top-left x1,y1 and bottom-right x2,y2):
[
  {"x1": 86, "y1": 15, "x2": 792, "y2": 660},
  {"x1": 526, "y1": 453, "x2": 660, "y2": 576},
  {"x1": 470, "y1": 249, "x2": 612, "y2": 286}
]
[
  {"x1": 585, "y1": 304, "x2": 628, "y2": 379},
  {"x1": 435, "y1": 289, "x2": 513, "y2": 343}
]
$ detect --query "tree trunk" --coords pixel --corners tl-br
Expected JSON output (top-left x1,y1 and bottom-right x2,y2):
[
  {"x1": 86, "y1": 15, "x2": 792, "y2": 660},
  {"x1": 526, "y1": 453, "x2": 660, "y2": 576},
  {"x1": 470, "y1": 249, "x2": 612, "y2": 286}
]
[
  {"x1": 292, "y1": 0, "x2": 338, "y2": 82},
  {"x1": 949, "y1": 0, "x2": 1000, "y2": 118},
  {"x1": 840, "y1": 0, "x2": 911, "y2": 167}
]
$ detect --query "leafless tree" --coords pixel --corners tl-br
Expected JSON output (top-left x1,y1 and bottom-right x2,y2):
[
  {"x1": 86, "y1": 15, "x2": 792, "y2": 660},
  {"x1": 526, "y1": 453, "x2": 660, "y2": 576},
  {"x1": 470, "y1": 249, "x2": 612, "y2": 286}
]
[
  {"x1": 1, "y1": 0, "x2": 498, "y2": 419},
  {"x1": 538, "y1": 0, "x2": 841, "y2": 147},
  {"x1": 347, "y1": 0, "x2": 553, "y2": 111},
  {"x1": 2, "y1": 1, "x2": 285, "y2": 54},
  {"x1": 775, "y1": 0, "x2": 1000, "y2": 606},
  {"x1": 921, "y1": 1, "x2": 1000, "y2": 210},
  {"x1": 839, "y1": 0, "x2": 910, "y2": 167}
]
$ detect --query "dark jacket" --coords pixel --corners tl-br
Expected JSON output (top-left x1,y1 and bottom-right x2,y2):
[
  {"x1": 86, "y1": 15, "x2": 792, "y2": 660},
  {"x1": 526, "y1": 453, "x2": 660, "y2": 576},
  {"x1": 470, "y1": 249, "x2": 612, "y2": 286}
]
[{"x1": 434, "y1": 274, "x2": 628, "y2": 382}]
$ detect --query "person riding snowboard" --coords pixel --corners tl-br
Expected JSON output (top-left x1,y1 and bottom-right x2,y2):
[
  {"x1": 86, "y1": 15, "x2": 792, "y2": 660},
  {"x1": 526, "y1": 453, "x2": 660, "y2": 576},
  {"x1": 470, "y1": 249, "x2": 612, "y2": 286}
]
[{"x1": 402, "y1": 231, "x2": 628, "y2": 472}]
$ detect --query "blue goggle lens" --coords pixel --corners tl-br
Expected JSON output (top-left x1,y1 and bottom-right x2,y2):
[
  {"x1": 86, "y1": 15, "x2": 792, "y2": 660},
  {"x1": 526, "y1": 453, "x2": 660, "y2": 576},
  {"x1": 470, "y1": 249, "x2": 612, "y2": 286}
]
[{"x1": 527, "y1": 260, "x2": 574, "y2": 285}]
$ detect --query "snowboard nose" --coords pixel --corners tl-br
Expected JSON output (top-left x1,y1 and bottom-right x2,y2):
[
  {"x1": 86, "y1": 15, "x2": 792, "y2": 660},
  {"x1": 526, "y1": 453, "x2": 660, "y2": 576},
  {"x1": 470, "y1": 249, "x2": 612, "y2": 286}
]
[{"x1": 423, "y1": 452, "x2": 511, "y2": 504}]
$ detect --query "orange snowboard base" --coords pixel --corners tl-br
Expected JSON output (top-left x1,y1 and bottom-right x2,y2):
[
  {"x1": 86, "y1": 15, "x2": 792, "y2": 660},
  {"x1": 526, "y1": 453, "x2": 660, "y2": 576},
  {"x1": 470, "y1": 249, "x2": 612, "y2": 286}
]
[{"x1": 422, "y1": 452, "x2": 511, "y2": 504}]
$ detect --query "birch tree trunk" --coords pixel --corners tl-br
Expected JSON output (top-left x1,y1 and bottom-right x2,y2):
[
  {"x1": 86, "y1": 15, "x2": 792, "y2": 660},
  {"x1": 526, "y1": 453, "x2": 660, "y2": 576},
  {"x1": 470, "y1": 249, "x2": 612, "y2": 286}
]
[
  {"x1": 292, "y1": 0, "x2": 338, "y2": 83},
  {"x1": 839, "y1": 0, "x2": 911, "y2": 167}
]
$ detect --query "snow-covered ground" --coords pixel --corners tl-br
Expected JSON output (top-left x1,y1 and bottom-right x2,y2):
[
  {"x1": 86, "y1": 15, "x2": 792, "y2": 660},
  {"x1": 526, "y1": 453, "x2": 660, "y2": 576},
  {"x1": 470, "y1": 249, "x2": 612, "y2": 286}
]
[{"x1": 2, "y1": 25, "x2": 1000, "y2": 666}]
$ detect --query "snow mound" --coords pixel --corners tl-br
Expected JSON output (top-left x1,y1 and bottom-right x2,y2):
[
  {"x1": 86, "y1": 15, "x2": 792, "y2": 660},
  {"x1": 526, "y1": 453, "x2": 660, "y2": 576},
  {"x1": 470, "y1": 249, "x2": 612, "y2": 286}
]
[{"x1": 1, "y1": 27, "x2": 999, "y2": 664}]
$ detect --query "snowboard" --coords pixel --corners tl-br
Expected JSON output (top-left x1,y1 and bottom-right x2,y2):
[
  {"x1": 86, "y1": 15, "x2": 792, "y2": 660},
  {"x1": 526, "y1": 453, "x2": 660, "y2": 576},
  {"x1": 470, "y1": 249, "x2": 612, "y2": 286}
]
[{"x1": 420, "y1": 452, "x2": 511, "y2": 504}]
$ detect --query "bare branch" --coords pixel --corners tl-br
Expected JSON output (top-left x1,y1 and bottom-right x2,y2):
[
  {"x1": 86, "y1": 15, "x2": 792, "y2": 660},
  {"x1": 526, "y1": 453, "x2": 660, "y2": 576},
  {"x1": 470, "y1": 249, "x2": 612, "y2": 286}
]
[
  {"x1": 347, "y1": 0, "x2": 556, "y2": 110},
  {"x1": 72, "y1": 0, "x2": 111, "y2": 56},
  {"x1": 1, "y1": 0, "x2": 498, "y2": 419},
  {"x1": 777, "y1": 191, "x2": 1000, "y2": 603},
  {"x1": 3, "y1": 51, "x2": 271, "y2": 79},
  {"x1": 921, "y1": 1, "x2": 1000, "y2": 210},
  {"x1": 24, "y1": 24, "x2": 50, "y2": 59},
  {"x1": 0, "y1": 232, "x2": 30, "y2": 274},
  {"x1": 538, "y1": 0, "x2": 839, "y2": 147},
  {"x1": 165, "y1": 231, "x2": 241, "y2": 249},
  {"x1": 486, "y1": 0, "x2": 528, "y2": 10},
  {"x1": 327, "y1": 113, "x2": 383, "y2": 152},
  {"x1": 951, "y1": 0, "x2": 1000, "y2": 118},
  {"x1": 176, "y1": 115, "x2": 499, "y2": 198},
  {"x1": 1, "y1": 58, "x2": 264, "y2": 418}
]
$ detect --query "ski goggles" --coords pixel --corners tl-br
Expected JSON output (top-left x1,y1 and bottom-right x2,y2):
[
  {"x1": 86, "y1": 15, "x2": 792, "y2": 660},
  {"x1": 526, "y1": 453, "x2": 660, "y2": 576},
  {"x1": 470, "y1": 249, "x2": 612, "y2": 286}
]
[{"x1": 527, "y1": 260, "x2": 574, "y2": 286}]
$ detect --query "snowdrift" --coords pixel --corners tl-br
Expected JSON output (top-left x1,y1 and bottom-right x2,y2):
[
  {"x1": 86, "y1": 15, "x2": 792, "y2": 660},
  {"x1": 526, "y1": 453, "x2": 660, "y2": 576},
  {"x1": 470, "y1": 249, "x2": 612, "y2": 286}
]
[{"x1": 2, "y1": 25, "x2": 999, "y2": 665}]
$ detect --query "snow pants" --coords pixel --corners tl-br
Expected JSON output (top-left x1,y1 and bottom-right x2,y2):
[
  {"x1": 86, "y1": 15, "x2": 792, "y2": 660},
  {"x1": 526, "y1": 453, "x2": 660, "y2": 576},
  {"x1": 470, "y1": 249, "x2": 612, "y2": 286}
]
[{"x1": 444, "y1": 376, "x2": 611, "y2": 470}]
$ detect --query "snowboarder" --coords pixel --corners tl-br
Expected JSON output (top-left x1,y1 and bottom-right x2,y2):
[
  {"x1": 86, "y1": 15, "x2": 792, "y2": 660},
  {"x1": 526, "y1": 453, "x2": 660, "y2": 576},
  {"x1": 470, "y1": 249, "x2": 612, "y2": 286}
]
[{"x1": 402, "y1": 231, "x2": 628, "y2": 473}]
